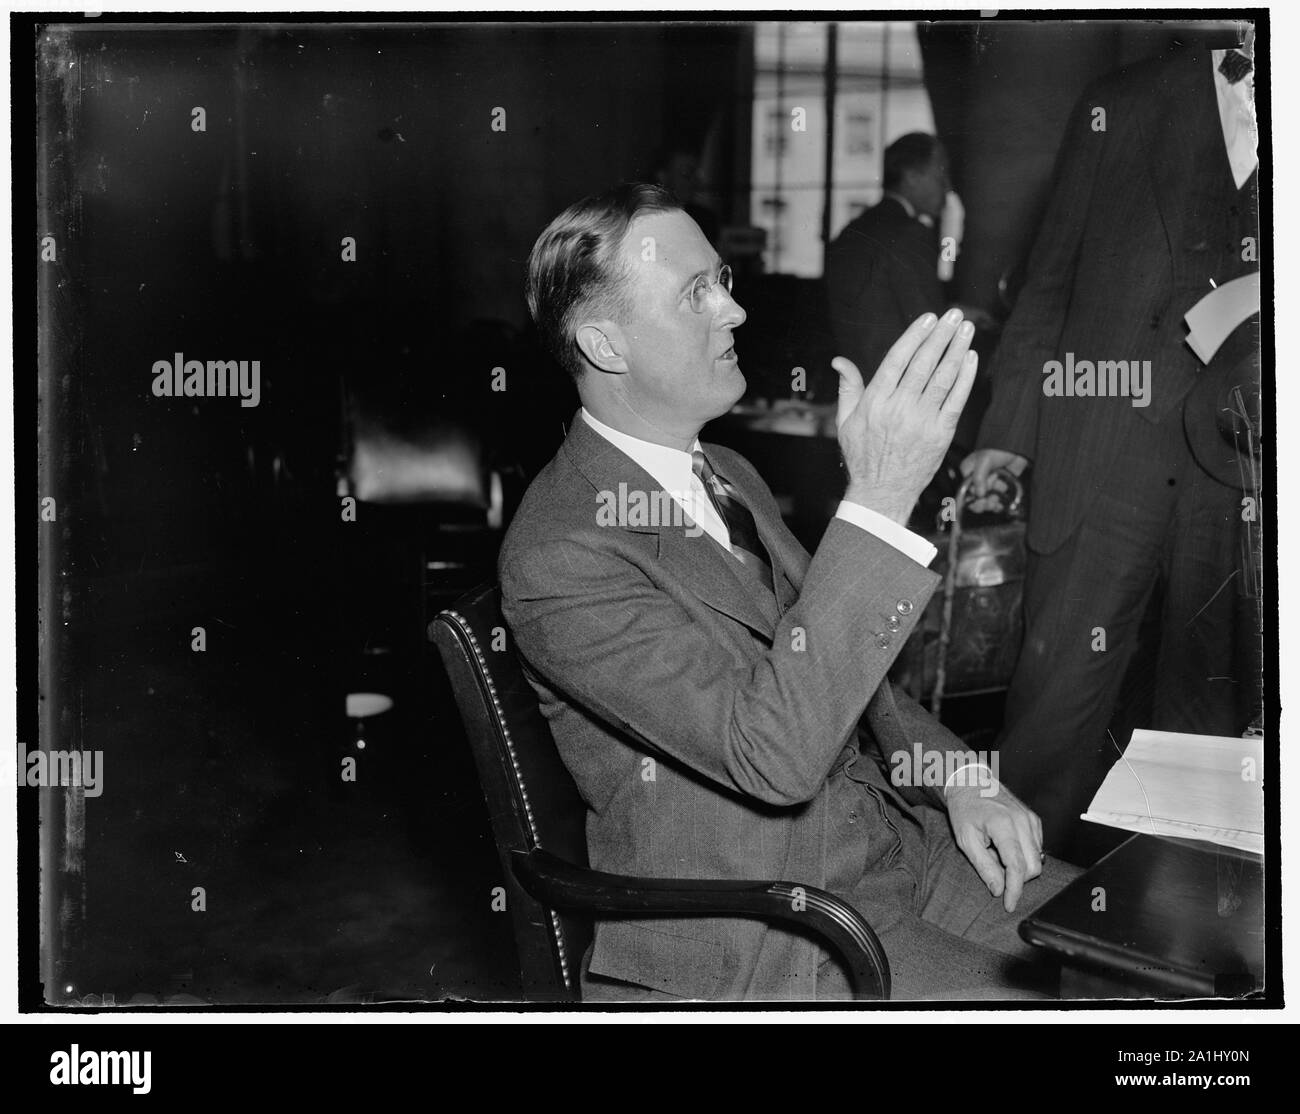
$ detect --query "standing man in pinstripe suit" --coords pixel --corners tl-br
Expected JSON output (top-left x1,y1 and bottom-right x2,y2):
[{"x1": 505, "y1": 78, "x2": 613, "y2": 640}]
[{"x1": 963, "y1": 39, "x2": 1259, "y2": 861}]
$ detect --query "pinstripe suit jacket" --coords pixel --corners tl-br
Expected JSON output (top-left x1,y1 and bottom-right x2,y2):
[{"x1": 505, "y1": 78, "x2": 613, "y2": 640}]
[
  {"x1": 499, "y1": 412, "x2": 972, "y2": 1000},
  {"x1": 977, "y1": 45, "x2": 1256, "y2": 553}
]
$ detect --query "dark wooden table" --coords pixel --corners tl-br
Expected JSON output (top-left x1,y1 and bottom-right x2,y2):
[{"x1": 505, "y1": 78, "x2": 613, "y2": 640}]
[{"x1": 1020, "y1": 834, "x2": 1264, "y2": 999}]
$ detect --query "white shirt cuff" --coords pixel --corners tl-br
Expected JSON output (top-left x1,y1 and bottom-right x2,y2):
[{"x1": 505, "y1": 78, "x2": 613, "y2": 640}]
[{"x1": 834, "y1": 500, "x2": 937, "y2": 568}]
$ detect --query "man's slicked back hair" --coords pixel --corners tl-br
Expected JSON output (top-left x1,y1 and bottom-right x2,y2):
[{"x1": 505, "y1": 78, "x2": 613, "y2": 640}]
[{"x1": 526, "y1": 182, "x2": 681, "y2": 380}]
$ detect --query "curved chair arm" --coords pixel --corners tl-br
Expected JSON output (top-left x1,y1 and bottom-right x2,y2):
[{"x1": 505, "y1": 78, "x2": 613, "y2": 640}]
[{"x1": 511, "y1": 848, "x2": 890, "y2": 1000}]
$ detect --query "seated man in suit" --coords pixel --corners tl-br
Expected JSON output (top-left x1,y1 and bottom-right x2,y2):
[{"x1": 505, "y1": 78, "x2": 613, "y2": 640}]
[{"x1": 499, "y1": 183, "x2": 1078, "y2": 1001}]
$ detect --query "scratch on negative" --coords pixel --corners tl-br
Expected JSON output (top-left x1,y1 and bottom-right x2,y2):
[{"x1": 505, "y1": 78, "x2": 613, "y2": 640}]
[{"x1": 1184, "y1": 570, "x2": 1239, "y2": 629}]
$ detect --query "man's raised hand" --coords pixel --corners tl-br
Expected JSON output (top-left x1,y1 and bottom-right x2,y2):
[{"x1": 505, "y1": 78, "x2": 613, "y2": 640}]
[{"x1": 834, "y1": 308, "x2": 978, "y2": 525}]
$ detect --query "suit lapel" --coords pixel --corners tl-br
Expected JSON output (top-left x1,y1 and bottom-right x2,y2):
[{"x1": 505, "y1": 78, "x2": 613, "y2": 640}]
[
  {"x1": 561, "y1": 412, "x2": 779, "y2": 639},
  {"x1": 754, "y1": 499, "x2": 809, "y2": 603},
  {"x1": 656, "y1": 517, "x2": 780, "y2": 636}
]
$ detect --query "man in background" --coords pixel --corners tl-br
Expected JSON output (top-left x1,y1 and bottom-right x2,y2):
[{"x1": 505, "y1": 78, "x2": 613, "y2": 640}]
[{"x1": 825, "y1": 133, "x2": 950, "y2": 386}]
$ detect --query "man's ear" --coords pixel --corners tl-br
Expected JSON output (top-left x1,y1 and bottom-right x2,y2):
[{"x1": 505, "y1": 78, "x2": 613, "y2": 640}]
[{"x1": 575, "y1": 322, "x2": 628, "y2": 375}]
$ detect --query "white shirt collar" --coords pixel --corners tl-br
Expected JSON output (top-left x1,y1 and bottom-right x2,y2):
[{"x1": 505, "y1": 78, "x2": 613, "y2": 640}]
[
  {"x1": 580, "y1": 407, "x2": 700, "y2": 497},
  {"x1": 580, "y1": 407, "x2": 733, "y2": 549},
  {"x1": 1211, "y1": 48, "x2": 1258, "y2": 190}
]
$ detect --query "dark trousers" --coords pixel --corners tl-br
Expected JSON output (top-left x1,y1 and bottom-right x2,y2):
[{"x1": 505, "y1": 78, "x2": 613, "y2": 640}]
[{"x1": 998, "y1": 405, "x2": 1245, "y2": 861}]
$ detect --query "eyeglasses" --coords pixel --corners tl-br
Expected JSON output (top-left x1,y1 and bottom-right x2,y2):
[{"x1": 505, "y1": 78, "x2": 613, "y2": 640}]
[{"x1": 687, "y1": 265, "x2": 733, "y2": 314}]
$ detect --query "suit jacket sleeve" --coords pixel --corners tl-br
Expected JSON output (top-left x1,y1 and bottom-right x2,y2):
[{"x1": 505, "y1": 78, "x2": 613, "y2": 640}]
[
  {"x1": 501, "y1": 518, "x2": 941, "y2": 808},
  {"x1": 976, "y1": 83, "x2": 1109, "y2": 459},
  {"x1": 866, "y1": 682, "x2": 981, "y2": 810}
]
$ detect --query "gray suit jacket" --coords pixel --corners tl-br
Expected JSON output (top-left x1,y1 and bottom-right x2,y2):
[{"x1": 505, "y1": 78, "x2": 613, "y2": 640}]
[{"x1": 499, "y1": 413, "x2": 970, "y2": 999}]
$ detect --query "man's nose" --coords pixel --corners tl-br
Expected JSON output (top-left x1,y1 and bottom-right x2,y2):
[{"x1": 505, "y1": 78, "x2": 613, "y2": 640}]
[{"x1": 716, "y1": 288, "x2": 746, "y2": 328}]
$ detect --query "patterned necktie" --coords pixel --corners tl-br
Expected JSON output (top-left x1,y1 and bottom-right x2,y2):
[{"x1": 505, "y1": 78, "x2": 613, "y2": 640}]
[
  {"x1": 1219, "y1": 50, "x2": 1253, "y2": 84},
  {"x1": 692, "y1": 449, "x2": 776, "y2": 597}
]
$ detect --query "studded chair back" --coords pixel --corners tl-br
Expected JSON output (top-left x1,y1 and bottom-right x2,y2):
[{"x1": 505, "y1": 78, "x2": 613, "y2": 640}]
[{"x1": 430, "y1": 585, "x2": 591, "y2": 1000}]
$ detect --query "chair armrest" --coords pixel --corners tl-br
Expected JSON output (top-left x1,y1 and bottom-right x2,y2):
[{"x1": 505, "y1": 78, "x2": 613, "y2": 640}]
[{"x1": 511, "y1": 848, "x2": 890, "y2": 1000}]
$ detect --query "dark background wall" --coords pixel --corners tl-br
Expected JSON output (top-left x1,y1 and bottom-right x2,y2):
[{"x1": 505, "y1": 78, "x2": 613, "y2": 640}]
[{"x1": 45, "y1": 23, "x2": 702, "y2": 583}]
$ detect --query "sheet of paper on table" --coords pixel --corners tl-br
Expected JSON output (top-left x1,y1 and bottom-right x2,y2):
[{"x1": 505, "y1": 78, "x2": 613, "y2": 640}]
[{"x1": 1081, "y1": 729, "x2": 1264, "y2": 855}]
